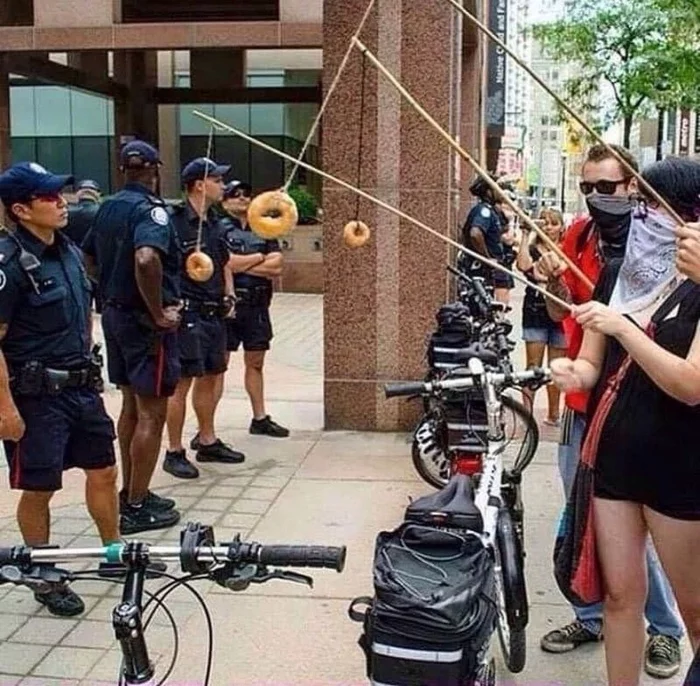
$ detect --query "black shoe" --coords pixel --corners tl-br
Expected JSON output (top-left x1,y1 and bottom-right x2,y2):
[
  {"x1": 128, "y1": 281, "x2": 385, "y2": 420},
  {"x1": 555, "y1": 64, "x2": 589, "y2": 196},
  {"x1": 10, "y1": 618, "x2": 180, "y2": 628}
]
[
  {"x1": 540, "y1": 620, "x2": 602, "y2": 653},
  {"x1": 190, "y1": 432, "x2": 201, "y2": 451},
  {"x1": 120, "y1": 489, "x2": 176, "y2": 512},
  {"x1": 163, "y1": 450, "x2": 200, "y2": 479},
  {"x1": 97, "y1": 560, "x2": 168, "y2": 580},
  {"x1": 250, "y1": 415, "x2": 290, "y2": 438},
  {"x1": 35, "y1": 587, "x2": 85, "y2": 617},
  {"x1": 120, "y1": 503, "x2": 181, "y2": 536},
  {"x1": 196, "y1": 439, "x2": 245, "y2": 464},
  {"x1": 645, "y1": 635, "x2": 681, "y2": 679}
]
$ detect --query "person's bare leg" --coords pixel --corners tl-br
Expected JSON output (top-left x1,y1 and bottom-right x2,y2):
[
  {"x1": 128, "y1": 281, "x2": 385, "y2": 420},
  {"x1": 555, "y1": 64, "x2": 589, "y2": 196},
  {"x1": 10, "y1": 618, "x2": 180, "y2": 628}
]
[
  {"x1": 192, "y1": 374, "x2": 220, "y2": 445},
  {"x1": 17, "y1": 490, "x2": 54, "y2": 545},
  {"x1": 522, "y1": 341, "x2": 545, "y2": 412},
  {"x1": 165, "y1": 376, "x2": 194, "y2": 452},
  {"x1": 84, "y1": 465, "x2": 120, "y2": 543},
  {"x1": 117, "y1": 387, "x2": 137, "y2": 496},
  {"x1": 244, "y1": 350, "x2": 266, "y2": 419},
  {"x1": 595, "y1": 497, "x2": 648, "y2": 685},
  {"x1": 546, "y1": 346, "x2": 567, "y2": 422},
  {"x1": 494, "y1": 287, "x2": 510, "y2": 304},
  {"x1": 129, "y1": 395, "x2": 168, "y2": 505},
  {"x1": 213, "y1": 352, "x2": 230, "y2": 408},
  {"x1": 646, "y1": 507, "x2": 700, "y2": 651}
]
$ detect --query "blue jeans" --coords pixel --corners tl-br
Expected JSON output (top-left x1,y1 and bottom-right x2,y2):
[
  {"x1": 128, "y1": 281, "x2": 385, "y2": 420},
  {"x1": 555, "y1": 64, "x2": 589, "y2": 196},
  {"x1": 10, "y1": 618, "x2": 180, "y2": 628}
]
[{"x1": 557, "y1": 409, "x2": 683, "y2": 639}]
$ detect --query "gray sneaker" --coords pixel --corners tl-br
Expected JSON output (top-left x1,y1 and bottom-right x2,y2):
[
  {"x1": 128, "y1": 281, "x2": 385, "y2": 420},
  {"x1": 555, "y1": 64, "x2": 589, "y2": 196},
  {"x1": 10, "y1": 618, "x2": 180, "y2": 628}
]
[
  {"x1": 540, "y1": 620, "x2": 602, "y2": 653},
  {"x1": 645, "y1": 635, "x2": 681, "y2": 679}
]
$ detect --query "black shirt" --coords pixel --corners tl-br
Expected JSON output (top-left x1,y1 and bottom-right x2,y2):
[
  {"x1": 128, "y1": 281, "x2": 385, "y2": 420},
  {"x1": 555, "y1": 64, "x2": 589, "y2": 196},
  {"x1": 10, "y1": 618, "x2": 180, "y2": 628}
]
[
  {"x1": 521, "y1": 244, "x2": 563, "y2": 331},
  {"x1": 82, "y1": 182, "x2": 181, "y2": 308},
  {"x1": 222, "y1": 216, "x2": 281, "y2": 290},
  {"x1": 0, "y1": 226, "x2": 91, "y2": 369},
  {"x1": 65, "y1": 199, "x2": 99, "y2": 246}
]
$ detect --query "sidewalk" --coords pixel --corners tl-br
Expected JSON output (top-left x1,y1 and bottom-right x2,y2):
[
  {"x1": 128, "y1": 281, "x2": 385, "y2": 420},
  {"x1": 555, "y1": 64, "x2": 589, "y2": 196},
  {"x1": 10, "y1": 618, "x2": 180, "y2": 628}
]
[{"x1": 0, "y1": 292, "x2": 691, "y2": 685}]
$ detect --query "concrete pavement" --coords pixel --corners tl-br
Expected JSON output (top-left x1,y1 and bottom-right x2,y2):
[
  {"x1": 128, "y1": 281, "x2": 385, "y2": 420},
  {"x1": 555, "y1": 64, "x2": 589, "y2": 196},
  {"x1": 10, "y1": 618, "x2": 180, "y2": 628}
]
[{"x1": 0, "y1": 292, "x2": 692, "y2": 685}]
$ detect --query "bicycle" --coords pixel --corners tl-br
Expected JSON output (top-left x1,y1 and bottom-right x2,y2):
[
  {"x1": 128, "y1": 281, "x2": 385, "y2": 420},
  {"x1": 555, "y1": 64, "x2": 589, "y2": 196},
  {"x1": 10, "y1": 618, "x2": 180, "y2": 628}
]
[
  {"x1": 385, "y1": 357, "x2": 550, "y2": 679},
  {"x1": 0, "y1": 522, "x2": 346, "y2": 685}
]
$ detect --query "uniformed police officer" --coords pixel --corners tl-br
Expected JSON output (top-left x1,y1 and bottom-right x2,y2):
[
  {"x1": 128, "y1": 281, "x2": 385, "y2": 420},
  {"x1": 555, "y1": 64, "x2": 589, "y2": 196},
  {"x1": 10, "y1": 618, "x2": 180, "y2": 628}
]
[
  {"x1": 459, "y1": 174, "x2": 511, "y2": 302},
  {"x1": 218, "y1": 180, "x2": 289, "y2": 438},
  {"x1": 163, "y1": 158, "x2": 244, "y2": 479},
  {"x1": 82, "y1": 141, "x2": 181, "y2": 536},
  {"x1": 64, "y1": 179, "x2": 101, "y2": 246},
  {"x1": 0, "y1": 162, "x2": 120, "y2": 616}
]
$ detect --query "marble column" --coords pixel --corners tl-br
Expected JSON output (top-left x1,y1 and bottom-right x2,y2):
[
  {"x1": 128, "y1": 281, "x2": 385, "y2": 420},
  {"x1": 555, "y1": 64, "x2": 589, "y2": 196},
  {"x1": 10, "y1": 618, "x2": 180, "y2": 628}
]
[
  {"x1": 0, "y1": 54, "x2": 10, "y2": 173},
  {"x1": 323, "y1": 0, "x2": 478, "y2": 430}
]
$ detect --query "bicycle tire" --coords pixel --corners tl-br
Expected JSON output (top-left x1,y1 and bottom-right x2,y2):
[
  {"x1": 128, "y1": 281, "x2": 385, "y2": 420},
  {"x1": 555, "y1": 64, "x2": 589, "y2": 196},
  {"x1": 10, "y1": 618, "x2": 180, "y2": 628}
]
[
  {"x1": 494, "y1": 507, "x2": 528, "y2": 674},
  {"x1": 411, "y1": 395, "x2": 539, "y2": 490}
]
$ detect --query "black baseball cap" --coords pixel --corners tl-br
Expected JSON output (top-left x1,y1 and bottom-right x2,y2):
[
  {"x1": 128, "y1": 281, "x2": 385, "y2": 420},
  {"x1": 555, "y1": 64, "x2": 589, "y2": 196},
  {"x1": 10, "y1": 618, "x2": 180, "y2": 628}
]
[
  {"x1": 120, "y1": 140, "x2": 162, "y2": 169},
  {"x1": 0, "y1": 162, "x2": 73, "y2": 205},
  {"x1": 76, "y1": 179, "x2": 101, "y2": 193},
  {"x1": 181, "y1": 157, "x2": 231, "y2": 184},
  {"x1": 223, "y1": 180, "x2": 253, "y2": 198}
]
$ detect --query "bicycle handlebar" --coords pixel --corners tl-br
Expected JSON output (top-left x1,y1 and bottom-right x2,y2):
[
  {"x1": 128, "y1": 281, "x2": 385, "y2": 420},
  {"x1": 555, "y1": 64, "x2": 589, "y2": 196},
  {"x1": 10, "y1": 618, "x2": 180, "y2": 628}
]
[{"x1": 384, "y1": 366, "x2": 551, "y2": 398}]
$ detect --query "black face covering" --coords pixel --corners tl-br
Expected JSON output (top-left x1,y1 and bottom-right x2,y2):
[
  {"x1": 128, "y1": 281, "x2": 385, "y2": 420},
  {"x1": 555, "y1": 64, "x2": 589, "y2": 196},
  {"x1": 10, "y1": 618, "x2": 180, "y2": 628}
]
[{"x1": 585, "y1": 193, "x2": 632, "y2": 246}]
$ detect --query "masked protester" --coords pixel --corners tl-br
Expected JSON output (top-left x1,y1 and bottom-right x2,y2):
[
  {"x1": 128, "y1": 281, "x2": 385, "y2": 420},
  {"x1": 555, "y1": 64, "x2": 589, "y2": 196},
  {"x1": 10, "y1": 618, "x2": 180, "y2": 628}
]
[
  {"x1": 550, "y1": 155, "x2": 700, "y2": 686},
  {"x1": 535, "y1": 144, "x2": 684, "y2": 678}
]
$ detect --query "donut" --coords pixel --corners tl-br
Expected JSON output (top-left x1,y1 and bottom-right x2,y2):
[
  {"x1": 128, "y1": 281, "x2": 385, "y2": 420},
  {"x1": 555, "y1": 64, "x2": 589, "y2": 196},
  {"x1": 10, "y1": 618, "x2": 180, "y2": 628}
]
[
  {"x1": 247, "y1": 190, "x2": 298, "y2": 239},
  {"x1": 186, "y1": 251, "x2": 214, "y2": 282},
  {"x1": 343, "y1": 220, "x2": 371, "y2": 248}
]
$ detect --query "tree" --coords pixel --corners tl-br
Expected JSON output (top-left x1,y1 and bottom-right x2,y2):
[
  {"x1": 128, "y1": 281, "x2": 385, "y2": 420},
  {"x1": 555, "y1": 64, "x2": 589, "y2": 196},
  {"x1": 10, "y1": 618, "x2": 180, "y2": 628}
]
[{"x1": 532, "y1": 0, "x2": 700, "y2": 148}]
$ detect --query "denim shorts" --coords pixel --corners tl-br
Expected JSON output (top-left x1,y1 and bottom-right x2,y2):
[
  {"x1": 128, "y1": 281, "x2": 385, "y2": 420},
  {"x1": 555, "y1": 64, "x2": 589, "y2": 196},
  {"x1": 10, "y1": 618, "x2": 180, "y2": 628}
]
[{"x1": 522, "y1": 326, "x2": 567, "y2": 348}]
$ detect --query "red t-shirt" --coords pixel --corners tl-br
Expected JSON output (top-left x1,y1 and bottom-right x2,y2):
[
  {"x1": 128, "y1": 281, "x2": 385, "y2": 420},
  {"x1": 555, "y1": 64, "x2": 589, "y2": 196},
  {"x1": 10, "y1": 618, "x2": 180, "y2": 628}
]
[{"x1": 559, "y1": 216, "x2": 602, "y2": 413}]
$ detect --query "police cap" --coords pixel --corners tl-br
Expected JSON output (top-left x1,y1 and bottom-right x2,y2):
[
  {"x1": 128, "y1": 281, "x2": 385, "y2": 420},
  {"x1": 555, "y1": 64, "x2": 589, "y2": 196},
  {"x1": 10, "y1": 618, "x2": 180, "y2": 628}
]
[
  {"x1": 223, "y1": 180, "x2": 253, "y2": 198},
  {"x1": 0, "y1": 162, "x2": 74, "y2": 205},
  {"x1": 181, "y1": 157, "x2": 231, "y2": 184},
  {"x1": 76, "y1": 179, "x2": 101, "y2": 193},
  {"x1": 120, "y1": 140, "x2": 162, "y2": 170}
]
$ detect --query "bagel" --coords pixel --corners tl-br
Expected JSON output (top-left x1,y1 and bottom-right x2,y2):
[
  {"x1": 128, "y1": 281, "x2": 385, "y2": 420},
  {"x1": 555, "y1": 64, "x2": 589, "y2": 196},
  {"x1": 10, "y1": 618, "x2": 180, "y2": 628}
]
[
  {"x1": 343, "y1": 220, "x2": 371, "y2": 248},
  {"x1": 185, "y1": 250, "x2": 214, "y2": 282},
  {"x1": 247, "y1": 190, "x2": 298, "y2": 239}
]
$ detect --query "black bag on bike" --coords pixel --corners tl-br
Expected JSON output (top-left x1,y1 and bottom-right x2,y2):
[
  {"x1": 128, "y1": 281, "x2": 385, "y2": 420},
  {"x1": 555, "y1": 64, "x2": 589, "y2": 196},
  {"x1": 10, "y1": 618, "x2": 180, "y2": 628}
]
[{"x1": 349, "y1": 480, "x2": 497, "y2": 685}]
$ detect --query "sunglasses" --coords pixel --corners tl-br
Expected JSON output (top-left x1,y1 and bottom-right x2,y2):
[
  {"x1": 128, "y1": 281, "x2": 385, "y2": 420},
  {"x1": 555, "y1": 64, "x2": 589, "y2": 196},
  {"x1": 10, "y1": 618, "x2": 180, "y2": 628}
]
[
  {"x1": 230, "y1": 191, "x2": 251, "y2": 199},
  {"x1": 579, "y1": 179, "x2": 628, "y2": 196}
]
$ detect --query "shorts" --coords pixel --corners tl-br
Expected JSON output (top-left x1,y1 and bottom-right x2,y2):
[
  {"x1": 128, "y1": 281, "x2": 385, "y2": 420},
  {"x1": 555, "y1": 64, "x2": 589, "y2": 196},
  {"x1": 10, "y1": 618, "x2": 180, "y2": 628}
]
[
  {"x1": 4, "y1": 388, "x2": 116, "y2": 492},
  {"x1": 102, "y1": 305, "x2": 181, "y2": 398},
  {"x1": 178, "y1": 311, "x2": 227, "y2": 378},
  {"x1": 522, "y1": 326, "x2": 567, "y2": 348},
  {"x1": 493, "y1": 270, "x2": 515, "y2": 289},
  {"x1": 226, "y1": 304, "x2": 273, "y2": 352}
]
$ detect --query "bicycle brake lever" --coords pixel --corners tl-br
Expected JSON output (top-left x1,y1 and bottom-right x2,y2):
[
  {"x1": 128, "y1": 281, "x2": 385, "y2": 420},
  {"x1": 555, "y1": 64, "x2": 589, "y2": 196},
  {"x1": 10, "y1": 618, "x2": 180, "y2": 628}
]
[
  {"x1": 252, "y1": 569, "x2": 313, "y2": 588},
  {"x1": 0, "y1": 564, "x2": 72, "y2": 594}
]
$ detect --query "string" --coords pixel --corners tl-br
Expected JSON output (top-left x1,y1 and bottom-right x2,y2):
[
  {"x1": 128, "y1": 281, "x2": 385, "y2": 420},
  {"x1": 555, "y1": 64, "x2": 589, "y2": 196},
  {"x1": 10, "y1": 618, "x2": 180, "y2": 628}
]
[
  {"x1": 354, "y1": 53, "x2": 368, "y2": 223},
  {"x1": 196, "y1": 125, "x2": 215, "y2": 253},
  {"x1": 282, "y1": 0, "x2": 377, "y2": 193}
]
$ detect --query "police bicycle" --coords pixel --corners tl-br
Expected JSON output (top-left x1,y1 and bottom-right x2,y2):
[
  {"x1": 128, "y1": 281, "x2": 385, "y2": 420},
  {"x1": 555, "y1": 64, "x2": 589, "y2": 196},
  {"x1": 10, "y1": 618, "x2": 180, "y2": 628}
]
[
  {"x1": 0, "y1": 523, "x2": 346, "y2": 685},
  {"x1": 385, "y1": 358, "x2": 550, "y2": 678}
]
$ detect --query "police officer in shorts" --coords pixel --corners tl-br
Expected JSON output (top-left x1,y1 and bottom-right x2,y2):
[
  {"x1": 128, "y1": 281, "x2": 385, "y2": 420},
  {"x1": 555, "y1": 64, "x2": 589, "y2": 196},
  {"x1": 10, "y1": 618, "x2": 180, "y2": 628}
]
[
  {"x1": 0, "y1": 162, "x2": 120, "y2": 616},
  {"x1": 219, "y1": 180, "x2": 289, "y2": 438},
  {"x1": 82, "y1": 141, "x2": 181, "y2": 535},
  {"x1": 163, "y1": 158, "x2": 244, "y2": 479}
]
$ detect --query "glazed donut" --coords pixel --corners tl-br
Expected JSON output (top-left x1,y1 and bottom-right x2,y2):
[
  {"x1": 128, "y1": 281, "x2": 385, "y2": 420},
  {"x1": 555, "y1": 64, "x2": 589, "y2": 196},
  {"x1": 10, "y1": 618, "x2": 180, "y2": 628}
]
[
  {"x1": 247, "y1": 190, "x2": 298, "y2": 239},
  {"x1": 343, "y1": 220, "x2": 371, "y2": 248},
  {"x1": 186, "y1": 251, "x2": 214, "y2": 282}
]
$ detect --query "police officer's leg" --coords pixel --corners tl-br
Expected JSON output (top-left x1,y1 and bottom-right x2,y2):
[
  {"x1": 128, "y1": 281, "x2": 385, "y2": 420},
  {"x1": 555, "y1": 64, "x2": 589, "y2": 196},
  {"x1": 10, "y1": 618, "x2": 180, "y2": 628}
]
[
  {"x1": 84, "y1": 465, "x2": 120, "y2": 543},
  {"x1": 244, "y1": 350, "x2": 267, "y2": 419},
  {"x1": 166, "y1": 376, "x2": 195, "y2": 453},
  {"x1": 117, "y1": 387, "x2": 138, "y2": 496},
  {"x1": 17, "y1": 490, "x2": 55, "y2": 546},
  {"x1": 130, "y1": 394, "x2": 169, "y2": 504}
]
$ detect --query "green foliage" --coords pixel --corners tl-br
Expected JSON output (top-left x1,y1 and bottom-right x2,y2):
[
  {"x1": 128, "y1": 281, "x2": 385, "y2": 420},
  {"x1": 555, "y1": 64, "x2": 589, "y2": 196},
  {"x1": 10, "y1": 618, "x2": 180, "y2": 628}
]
[
  {"x1": 287, "y1": 185, "x2": 319, "y2": 223},
  {"x1": 532, "y1": 0, "x2": 700, "y2": 146}
]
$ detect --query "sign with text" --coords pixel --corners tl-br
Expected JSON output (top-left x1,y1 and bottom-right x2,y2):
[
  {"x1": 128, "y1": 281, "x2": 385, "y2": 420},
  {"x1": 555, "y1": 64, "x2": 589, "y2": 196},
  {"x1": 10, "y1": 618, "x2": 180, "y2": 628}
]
[
  {"x1": 679, "y1": 109, "x2": 691, "y2": 156},
  {"x1": 485, "y1": 0, "x2": 508, "y2": 138}
]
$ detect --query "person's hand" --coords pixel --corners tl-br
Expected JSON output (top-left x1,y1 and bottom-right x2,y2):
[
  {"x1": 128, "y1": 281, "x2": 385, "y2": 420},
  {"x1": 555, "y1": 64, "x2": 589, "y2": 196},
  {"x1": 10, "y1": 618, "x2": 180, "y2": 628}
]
[
  {"x1": 536, "y1": 251, "x2": 566, "y2": 280},
  {"x1": 0, "y1": 404, "x2": 25, "y2": 442},
  {"x1": 549, "y1": 357, "x2": 581, "y2": 392},
  {"x1": 154, "y1": 303, "x2": 182, "y2": 330},
  {"x1": 676, "y1": 223, "x2": 700, "y2": 284},
  {"x1": 572, "y1": 301, "x2": 628, "y2": 336}
]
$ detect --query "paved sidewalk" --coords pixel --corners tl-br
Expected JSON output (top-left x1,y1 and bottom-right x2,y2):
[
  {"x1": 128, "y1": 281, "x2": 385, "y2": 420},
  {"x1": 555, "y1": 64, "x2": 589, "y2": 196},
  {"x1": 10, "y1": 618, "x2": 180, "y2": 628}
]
[{"x1": 0, "y1": 292, "x2": 692, "y2": 685}]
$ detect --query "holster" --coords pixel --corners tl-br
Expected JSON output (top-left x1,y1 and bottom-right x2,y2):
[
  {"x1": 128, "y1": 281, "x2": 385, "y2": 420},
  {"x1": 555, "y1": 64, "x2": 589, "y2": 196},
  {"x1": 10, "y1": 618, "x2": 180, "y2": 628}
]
[{"x1": 234, "y1": 286, "x2": 272, "y2": 308}]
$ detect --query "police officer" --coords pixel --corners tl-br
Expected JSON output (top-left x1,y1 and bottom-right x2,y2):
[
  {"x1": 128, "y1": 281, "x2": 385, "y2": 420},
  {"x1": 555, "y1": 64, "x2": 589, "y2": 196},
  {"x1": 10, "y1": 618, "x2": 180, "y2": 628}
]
[
  {"x1": 64, "y1": 179, "x2": 101, "y2": 246},
  {"x1": 0, "y1": 162, "x2": 120, "y2": 616},
  {"x1": 163, "y1": 158, "x2": 244, "y2": 479},
  {"x1": 218, "y1": 180, "x2": 289, "y2": 438},
  {"x1": 459, "y1": 174, "x2": 511, "y2": 302},
  {"x1": 82, "y1": 141, "x2": 181, "y2": 535}
]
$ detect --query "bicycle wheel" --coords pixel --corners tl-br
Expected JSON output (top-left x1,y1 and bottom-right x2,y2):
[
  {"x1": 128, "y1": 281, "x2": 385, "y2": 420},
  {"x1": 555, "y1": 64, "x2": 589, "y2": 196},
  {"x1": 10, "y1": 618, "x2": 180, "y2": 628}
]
[
  {"x1": 494, "y1": 507, "x2": 527, "y2": 674},
  {"x1": 501, "y1": 394, "x2": 539, "y2": 475}
]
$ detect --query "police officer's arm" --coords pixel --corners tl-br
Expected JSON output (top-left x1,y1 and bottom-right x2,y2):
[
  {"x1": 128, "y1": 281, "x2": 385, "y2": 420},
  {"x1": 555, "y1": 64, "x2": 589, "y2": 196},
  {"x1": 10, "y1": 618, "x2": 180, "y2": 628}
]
[
  {"x1": 246, "y1": 240, "x2": 282, "y2": 278},
  {"x1": 0, "y1": 271, "x2": 26, "y2": 440},
  {"x1": 227, "y1": 252, "x2": 266, "y2": 273},
  {"x1": 80, "y1": 227, "x2": 98, "y2": 281}
]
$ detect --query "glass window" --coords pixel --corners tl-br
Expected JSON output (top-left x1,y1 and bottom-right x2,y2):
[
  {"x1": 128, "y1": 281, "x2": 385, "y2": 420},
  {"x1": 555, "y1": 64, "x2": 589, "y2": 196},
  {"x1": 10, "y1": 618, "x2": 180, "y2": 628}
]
[
  {"x1": 250, "y1": 104, "x2": 284, "y2": 136},
  {"x1": 10, "y1": 138, "x2": 37, "y2": 164},
  {"x1": 179, "y1": 104, "x2": 214, "y2": 136},
  {"x1": 69, "y1": 90, "x2": 111, "y2": 136},
  {"x1": 10, "y1": 86, "x2": 37, "y2": 137},
  {"x1": 213, "y1": 104, "x2": 249, "y2": 134},
  {"x1": 72, "y1": 137, "x2": 112, "y2": 192},
  {"x1": 36, "y1": 137, "x2": 72, "y2": 176},
  {"x1": 35, "y1": 87, "x2": 71, "y2": 137}
]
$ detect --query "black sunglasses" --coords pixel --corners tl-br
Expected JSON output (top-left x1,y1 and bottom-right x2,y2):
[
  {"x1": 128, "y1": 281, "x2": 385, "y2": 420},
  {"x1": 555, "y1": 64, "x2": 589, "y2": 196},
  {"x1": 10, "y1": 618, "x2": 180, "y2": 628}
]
[{"x1": 579, "y1": 178, "x2": 629, "y2": 196}]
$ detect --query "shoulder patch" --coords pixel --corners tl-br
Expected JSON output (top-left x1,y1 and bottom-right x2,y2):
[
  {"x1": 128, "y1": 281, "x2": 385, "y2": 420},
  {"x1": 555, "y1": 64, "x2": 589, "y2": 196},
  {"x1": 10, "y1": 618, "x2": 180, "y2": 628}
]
[
  {"x1": 480, "y1": 206, "x2": 491, "y2": 218},
  {"x1": 151, "y1": 207, "x2": 170, "y2": 226},
  {"x1": 0, "y1": 269, "x2": 7, "y2": 292}
]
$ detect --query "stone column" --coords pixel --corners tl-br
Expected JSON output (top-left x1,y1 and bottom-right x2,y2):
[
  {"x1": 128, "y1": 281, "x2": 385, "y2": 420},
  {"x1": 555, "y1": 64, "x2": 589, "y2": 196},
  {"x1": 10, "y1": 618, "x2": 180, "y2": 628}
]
[
  {"x1": 0, "y1": 54, "x2": 10, "y2": 172},
  {"x1": 323, "y1": 0, "x2": 475, "y2": 430}
]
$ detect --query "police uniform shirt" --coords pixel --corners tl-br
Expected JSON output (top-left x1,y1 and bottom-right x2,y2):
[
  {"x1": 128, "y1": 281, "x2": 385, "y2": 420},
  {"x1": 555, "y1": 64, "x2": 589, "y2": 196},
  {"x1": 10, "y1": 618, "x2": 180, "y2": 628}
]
[
  {"x1": 463, "y1": 201, "x2": 505, "y2": 261},
  {"x1": 222, "y1": 216, "x2": 281, "y2": 289},
  {"x1": 64, "y1": 199, "x2": 99, "y2": 246},
  {"x1": 0, "y1": 226, "x2": 91, "y2": 369},
  {"x1": 82, "y1": 182, "x2": 180, "y2": 308},
  {"x1": 169, "y1": 202, "x2": 229, "y2": 302}
]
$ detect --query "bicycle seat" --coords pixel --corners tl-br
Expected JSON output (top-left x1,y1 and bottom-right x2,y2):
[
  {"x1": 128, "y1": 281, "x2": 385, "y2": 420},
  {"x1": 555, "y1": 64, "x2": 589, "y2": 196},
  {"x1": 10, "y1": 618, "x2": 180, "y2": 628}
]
[
  {"x1": 449, "y1": 344, "x2": 499, "y2": 367},
  {"x1": 405, "y1": 474, "x2": 484, "y2": 533}
]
